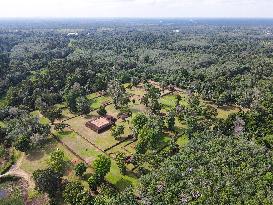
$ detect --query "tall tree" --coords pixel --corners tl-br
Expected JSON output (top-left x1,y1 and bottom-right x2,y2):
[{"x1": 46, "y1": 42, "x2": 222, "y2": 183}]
[
  {"x1": 141, "y1": 83, "x2": 161, "y2": 114},
  {"x1": 48, "y1": 149, "x2": 66, "y2": 174},
  {"x1": 107, "y1": 80, "x2": 130, "y2": 109},
  {"x1": 63, "y1": 181, "x2": 93, "y2": 205},
  {"x1": 33, "y1": 168, "x2": 62, "y2": 198},
  {"x1": 76, "y1": 96, "x2": 90, "y2": 115}
]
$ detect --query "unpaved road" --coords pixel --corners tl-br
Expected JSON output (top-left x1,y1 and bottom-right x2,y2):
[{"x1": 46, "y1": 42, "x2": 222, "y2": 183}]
[{"x1": 0, "y1": 154, "x2": 35, "y2": 189}]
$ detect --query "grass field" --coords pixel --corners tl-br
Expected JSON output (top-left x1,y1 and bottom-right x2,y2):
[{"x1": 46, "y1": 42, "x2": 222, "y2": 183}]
[
  {"x1": 54, "y1": 130, "x2": 102, "y2": 164},
  {"x1": 0, "y1": 121, "x2": 5, "y2": 128},
  {"x1": 30, "y1": 111, "x2": 50, "y2": 125},
  {"x1": 105, "y1": 139, "x2": 136, "y2": 156},
  {"x1": 89, "y1": 96, "x2": 112, "y2": 110},
  {"x1": 61, "y1": 108, "x2": 77, "y2": 120},
  {"x1": 20, "y1": 138, "x2": 77, "y2": 174},
  {"x1": 53, "y1": 129, "x2": 138, "y2": 191},
  {"x1": 214, "y1": 105, "x2": 242, "y2": 119},
  {"x1": 106, "y1": 160, "x2": 138, "y2": 190},
  {"x1": 105, "y1": 104, "x2": 120, "y2": 117},
  {"x1": 127, "y1": 86, "x2": 146, "y2": 97},
  {"x1": 66, "y1": 115, "x2": 120, "y2": 151},
  {"x1": 86, "y1": 92, "x2": 99, "y2": 100},
  {"x1": 176, "y1": 135, "x2": 189, "y2": 147},
  {"x1": 160, "y1": 92, "x2": 188, "y2": 110}
]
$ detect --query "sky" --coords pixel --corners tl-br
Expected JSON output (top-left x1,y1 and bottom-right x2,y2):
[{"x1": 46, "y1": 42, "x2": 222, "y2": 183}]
[{"x1": 1, "y1": 0, "x2": 273, "y2": 18}]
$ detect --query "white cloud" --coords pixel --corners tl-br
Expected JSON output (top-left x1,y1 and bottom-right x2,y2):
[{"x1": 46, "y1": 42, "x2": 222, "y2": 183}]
[{"x1": 0, "y1": 0, "x2": 273, "y2": 18}]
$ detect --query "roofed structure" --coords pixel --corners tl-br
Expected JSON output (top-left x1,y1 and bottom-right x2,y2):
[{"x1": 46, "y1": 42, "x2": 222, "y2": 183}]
[{"x1": 85, "y1": 115, "x2": 116, "y2": 133}]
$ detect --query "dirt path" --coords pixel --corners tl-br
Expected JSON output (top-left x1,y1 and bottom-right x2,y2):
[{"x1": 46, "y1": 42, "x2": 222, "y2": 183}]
[{"x1": 0, "y1": 154, "x2": 35, "y2": 189}]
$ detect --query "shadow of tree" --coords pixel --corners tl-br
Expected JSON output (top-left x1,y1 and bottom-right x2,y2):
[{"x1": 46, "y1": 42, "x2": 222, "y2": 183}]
[
  {"x1": 84, "y1": 114, "x2": 98, "y2": 119},
  {"x1": 115, "y1": 178, "x2": 133, "y2": 191},
  {"x1": 58, "y1": 130, "x2": 73, "y2": 136},
  {"x1": 217, "y1": 105, "x2": 238, "y2": 111},
  {"x1": 83, "y1": 172, "x2": 93, "y2": 181},
  {"x1": 26, "y1": 138, "x2": 58, "y2": 161}
]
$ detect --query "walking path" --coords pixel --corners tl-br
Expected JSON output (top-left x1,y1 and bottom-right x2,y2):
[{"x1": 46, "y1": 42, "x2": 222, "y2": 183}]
[{"x1": 0, "y1": 155, "x2": 35, "y2": 189}]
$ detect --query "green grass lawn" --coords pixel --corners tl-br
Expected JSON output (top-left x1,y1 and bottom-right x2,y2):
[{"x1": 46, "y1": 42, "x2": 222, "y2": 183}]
[
  {"x1": 130, "y1": 103, "x2": 147, "y2": 115},
  {"x1": 105, "y1": 104, "x2": 120, "y2": 117},
  {"x1": 176, "y1": 135, "x2": 189, "y2": 147},
  {"x1": 159, "y1": 92, "x2": 189, "y2": 111},
  {"x1": 0, "y1": 121, "x2": 6, "y2": 128},
  {"x1": 159, "y1": 94, "x2": 177, "y2": 108},
  {"x1": 86, "y1": 92, "x2": 101, "y2": 100},
  {"x1": 105, "y1": 159, "x2": 138, "y2": 191},
  {"x1": 54, "y1": 130, "x2": 102, "y2": 164},
  {"x1": 157, "y1": 134, "x2": 172, "y2": 150},
  {"x1": 216, "y1": 105, "x2": 242, "y2": 119},
  {"x1": 54, "y1": 129, "x2": 138, "y2": 191},
  {"x1": 127, "y1": 86, "x2": 146, "y2": 97},
  {"x1": 89, "y1": 96, "x2": 112, "y2": 110},
  {"x1": 20, "y1": 138, "x2": 76, "y2": 174},
  {"x1": 66, "y1": 115, "x2": 120, "y2": 151},
  {"x1": 105, "y1": 138, "x2": 136, "y2": 156},
  {"x1": 30, "y1": 110, "x2": 50, "y2": 125},
  {"x1": 54, "y1": 102, "x2": 67, "y2": 109},
  {"x1": 61, "y1": 108, "x2": 77, "y2": 120}
]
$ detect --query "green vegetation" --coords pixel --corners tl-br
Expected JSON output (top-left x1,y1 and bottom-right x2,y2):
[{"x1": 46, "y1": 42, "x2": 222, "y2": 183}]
[
  {"x1": 0, "y1": 180, "x2": 24, "y2": 205},
  {"x1": 90, "y1": 96, "x2": 112, "y2": 110},
  {"x1": 63, "y1": 181, "x2": 92, "y2": 205},
  {"x1": 0, "y1": 19, "x2": 273, "y2": 204},
  {"x1": 0, "y1": 121, "x2": 5, "y2": 128},
  {"x1": 74, "y1": 162, "x2": 87, "y2": 177},
  {"x1": 0, "y1": 95, "x2": 8, "y2": 109},
  {"x1": 138, "y1": 133, "x2": 273, "y2": 204}
]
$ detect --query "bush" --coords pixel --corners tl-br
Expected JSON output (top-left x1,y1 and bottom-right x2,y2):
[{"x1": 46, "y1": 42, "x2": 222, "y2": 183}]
[
  {"x1": 111, "y1": 125, "x2": 125, "y2": 140},
  {"x1": 97, "y1": 106, "x2": 107, "y2": 116},
  {"x1": 63, "y1": 181, "x2": 92, "y2": 205},
  {"x1": 0, "y1": 144, "x2": 6, "y2": 157},
  {"x1": 48, "y1": 149, "x2": 66, "y2": 174},
  {"x1": 74, "y1": 162, "x2": 87, "y2": 177}
]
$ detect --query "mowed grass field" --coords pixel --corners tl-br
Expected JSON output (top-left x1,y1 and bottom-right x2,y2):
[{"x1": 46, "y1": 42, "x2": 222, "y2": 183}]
[
  {"x1": 88, "y1": 95, "x2": 112, "y2": 110},
  {"x1": 160, "y1": 92, "x2": 189, "y2": 110},
  {"x1": 30, "y1": 110, "x2": 50, "y2": 125},
  {"x1": 20, "y1": 138, "x2": 77, "y2": 174},
  {"x1": 54, "y1": 130, "x2": 102, "y2": 163},
  {"x1": 53, "y1": 129, "x2": 138, "y2": 190},
  {"x1": 207, "y1": 103, "x2": 243, "y2": 119},
  {"x1": 66, "y1": 115, "x2": 119, "y2": 151}
]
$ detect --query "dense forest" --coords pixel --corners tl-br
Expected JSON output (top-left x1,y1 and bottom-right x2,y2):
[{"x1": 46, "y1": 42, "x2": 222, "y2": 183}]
[{"x1": 0, "y1": 19, "x2": 273, "y2": 205}]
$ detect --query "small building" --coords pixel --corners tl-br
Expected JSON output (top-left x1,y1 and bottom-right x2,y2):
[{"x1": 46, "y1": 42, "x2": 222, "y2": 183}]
[{"x1": 85, "y1": 115, "x2": 116, "y2": 133}]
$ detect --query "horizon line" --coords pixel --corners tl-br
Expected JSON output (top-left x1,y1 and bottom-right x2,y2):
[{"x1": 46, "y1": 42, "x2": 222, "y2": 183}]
[{"x1": 1, "y1": 17, "x2": 273, "y2": 20}]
